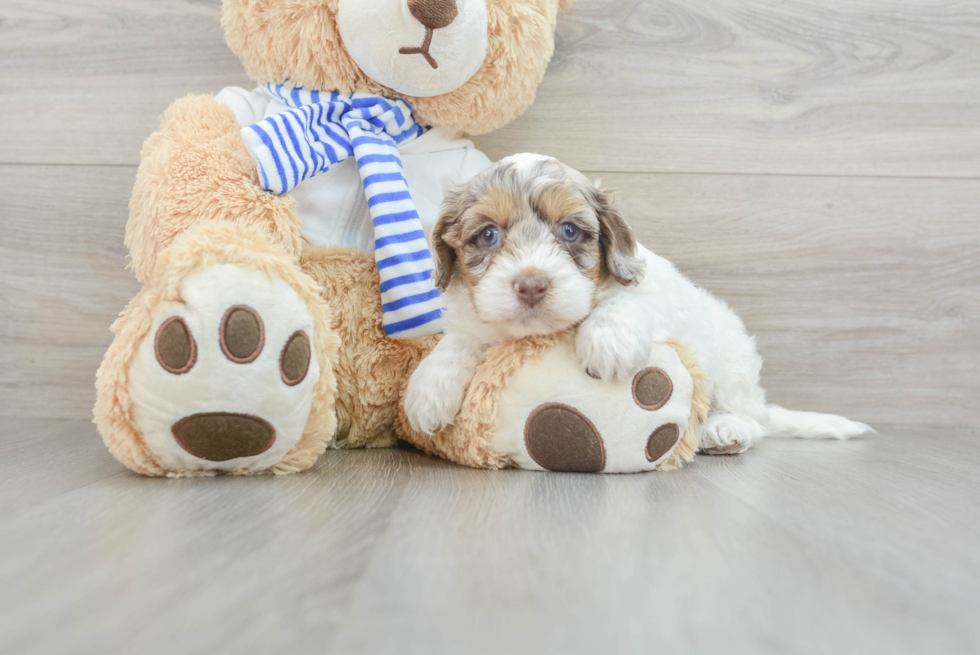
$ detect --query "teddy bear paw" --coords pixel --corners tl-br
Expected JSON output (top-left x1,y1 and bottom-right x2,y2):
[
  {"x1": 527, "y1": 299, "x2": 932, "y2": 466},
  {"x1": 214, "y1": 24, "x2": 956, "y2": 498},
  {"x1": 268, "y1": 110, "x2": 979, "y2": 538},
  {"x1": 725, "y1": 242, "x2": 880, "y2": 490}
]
[
  {"x1": 127, "y1": 264, "x2": 320, "y2": 474},
  {"x1": 493, "y1": 342, "x2": 696, "y2": 473}
]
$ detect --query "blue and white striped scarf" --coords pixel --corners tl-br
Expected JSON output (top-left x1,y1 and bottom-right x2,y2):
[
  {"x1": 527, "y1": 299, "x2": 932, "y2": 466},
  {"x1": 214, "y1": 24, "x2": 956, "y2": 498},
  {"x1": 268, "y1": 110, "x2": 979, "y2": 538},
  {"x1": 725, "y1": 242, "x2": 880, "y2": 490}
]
[{"x1": 240, "y1": 83, "x2": 443, "y2": 339}]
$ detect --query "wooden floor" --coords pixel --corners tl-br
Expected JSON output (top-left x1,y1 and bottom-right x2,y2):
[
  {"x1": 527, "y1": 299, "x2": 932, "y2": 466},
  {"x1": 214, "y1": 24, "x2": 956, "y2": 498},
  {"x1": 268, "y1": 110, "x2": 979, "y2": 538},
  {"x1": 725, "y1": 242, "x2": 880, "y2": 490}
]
[
  {"x1": 1, "y1": 417, "x2": 978, "y2": 654},
  {"x1": 1, "y1": 0, "x2": 979, "y2": 651}
]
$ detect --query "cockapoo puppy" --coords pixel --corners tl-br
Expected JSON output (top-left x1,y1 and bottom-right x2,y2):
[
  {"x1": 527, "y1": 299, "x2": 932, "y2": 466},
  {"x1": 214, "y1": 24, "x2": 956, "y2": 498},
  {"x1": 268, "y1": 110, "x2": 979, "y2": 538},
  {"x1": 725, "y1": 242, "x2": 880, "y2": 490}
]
[{"x1": 405, "y1": 154, "x2": 872, "y2": 453}]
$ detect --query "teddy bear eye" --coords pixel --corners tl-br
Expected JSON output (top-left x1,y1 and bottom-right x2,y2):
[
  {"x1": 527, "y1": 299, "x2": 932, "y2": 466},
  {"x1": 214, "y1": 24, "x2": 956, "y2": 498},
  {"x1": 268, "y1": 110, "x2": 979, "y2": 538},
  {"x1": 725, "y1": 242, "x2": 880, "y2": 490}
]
[
  {"x1": 560, "y1": 223, "x2": 580, "y2": 242},
  {"x1": 478, "y1": 225, "x2": 500, "y2": 248}
]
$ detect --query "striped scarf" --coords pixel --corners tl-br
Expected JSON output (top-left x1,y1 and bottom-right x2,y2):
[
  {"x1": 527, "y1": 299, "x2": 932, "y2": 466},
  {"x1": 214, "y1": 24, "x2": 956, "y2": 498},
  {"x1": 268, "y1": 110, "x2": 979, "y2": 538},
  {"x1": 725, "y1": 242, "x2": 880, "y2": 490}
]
[{"x1": 240, "y1": 83, "x2": 443, "y2": 339}]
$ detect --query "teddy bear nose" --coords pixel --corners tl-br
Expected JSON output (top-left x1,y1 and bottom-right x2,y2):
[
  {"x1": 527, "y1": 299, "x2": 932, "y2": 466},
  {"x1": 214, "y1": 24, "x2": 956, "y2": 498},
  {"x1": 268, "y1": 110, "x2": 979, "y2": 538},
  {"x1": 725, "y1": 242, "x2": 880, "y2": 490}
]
[{"x1": 407, "y1": 0, "x2": 458, "y2": 30}]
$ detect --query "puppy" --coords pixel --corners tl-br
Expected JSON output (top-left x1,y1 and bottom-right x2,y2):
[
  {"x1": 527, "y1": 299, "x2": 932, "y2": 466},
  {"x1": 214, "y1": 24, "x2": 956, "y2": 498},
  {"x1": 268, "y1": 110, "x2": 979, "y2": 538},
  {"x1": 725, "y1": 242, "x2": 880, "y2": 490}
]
[{"x1": 404, "y1": 154, "x2": 872, "y2": 453}]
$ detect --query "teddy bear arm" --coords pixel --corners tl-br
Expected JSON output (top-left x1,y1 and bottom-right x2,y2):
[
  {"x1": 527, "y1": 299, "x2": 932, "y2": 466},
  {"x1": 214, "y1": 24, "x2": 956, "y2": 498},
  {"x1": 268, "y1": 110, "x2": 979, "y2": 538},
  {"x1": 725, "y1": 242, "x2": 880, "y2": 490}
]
[{"x1": 126, "y1": 94, "x2": 304, "y2": 283}]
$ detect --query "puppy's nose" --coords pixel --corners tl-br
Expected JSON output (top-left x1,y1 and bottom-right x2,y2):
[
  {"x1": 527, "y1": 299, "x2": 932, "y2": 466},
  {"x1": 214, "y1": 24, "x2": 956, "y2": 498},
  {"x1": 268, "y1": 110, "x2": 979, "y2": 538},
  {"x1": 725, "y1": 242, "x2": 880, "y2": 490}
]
[
  {"x1": 407, "y1": 0, "x2": 458, "y2": 30},
  {"x1": 513, "y1": 269, "x2": 550, "y2": 307}
]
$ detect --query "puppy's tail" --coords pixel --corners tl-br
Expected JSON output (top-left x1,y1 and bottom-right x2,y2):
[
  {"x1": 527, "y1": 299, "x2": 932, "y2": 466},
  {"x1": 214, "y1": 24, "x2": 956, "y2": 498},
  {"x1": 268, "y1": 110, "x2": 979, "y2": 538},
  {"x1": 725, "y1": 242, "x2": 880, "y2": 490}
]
[{"x1": 766, "y1": 405, "x2": 875, "y2": 440}]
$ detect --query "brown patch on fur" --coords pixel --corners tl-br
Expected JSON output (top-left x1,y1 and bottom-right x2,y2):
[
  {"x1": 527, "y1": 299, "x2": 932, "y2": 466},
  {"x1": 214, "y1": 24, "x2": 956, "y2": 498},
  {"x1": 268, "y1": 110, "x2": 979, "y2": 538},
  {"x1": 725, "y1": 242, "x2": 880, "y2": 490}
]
[
  {"x1": 584, "y1": 259, "x2": 604, "y2": 286},
  {"x1": 434, "y1": 186, "x2": 516, "y2": 293},
  {"x1": 589, "y1": 186, "x2": 643, "y2": 287},
  {"x1": 536, "y1": 185, "x2": 588, "y2": 224},
  {"x1": 432, "y1": 214, "x2": 459, "y2": 292},
  {"x1": 471, "y1": 187, "x2": 515, "y2": 228},
  {"x1": 459, "y1": 246, "x2": 493, "y2": 290}
]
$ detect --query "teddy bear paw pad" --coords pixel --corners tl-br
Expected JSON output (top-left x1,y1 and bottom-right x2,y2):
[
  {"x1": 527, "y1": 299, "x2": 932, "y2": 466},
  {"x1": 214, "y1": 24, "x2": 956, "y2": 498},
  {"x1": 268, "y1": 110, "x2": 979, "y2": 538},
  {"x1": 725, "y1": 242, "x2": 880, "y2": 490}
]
[
  {"x1": 632, "y1": 367, "x2": 673, "y2": 410},
  {"x1": 494, "y1": 341, "x2": 696, "y2": 473},
  {"x1": 171, "y1": 412, "x2": 276, "y2": 462},
  {"x1": 524, "y1": 403, "x2": 606, "y2": 472},
  {"x1": 128, "y1": 264, "x2": 319, "y2": 473},
  {"x1": 645, "y1": 423, "x2": 681, "y2": 462}
]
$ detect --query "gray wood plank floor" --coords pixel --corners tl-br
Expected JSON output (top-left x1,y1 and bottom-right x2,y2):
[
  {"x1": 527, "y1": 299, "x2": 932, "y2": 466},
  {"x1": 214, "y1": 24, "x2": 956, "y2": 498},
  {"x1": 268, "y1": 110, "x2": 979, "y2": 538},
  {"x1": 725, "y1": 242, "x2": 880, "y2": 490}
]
[{"x1": 1, "y1": 418, "x2": 978, "y2": 654}]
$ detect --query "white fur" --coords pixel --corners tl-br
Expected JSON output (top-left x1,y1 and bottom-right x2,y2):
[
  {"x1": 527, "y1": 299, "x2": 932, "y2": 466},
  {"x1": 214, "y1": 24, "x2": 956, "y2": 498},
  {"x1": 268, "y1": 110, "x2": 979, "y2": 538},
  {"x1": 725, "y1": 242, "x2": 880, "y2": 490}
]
[
  {"x1": 407, "y1": 155, "x2": 874, "y2": 451},
  {"x1": 576, "y1": 283, "x2": 655, "y2": 380},
  {"x1": 404, "y1": 327, "x2": 486, "y2": 435},
  {"x1": 405, "y1": 224, "x2": 595, "y2": 434},
  {"x1": 596, "y1": 245, "x2": 873, "y2": 452},
  {"x1": 470, "y1": 232, "x2": 594, "y2": 339}
]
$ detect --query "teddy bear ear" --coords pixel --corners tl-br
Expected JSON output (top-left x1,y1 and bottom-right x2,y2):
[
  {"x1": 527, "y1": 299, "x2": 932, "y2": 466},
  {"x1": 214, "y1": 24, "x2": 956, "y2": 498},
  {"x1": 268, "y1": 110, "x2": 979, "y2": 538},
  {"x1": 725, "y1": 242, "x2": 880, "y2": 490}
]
[{"x1": 559, "y1": 0, "x2": 577, "y2": 9}]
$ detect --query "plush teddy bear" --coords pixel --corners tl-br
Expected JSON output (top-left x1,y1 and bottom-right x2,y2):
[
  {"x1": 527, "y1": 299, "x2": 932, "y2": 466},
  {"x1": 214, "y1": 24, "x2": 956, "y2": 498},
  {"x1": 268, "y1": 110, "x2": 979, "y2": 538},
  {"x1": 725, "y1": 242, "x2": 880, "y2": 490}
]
[{"x1": 95, "y1": 0, "x2": 707, "y2": 476}]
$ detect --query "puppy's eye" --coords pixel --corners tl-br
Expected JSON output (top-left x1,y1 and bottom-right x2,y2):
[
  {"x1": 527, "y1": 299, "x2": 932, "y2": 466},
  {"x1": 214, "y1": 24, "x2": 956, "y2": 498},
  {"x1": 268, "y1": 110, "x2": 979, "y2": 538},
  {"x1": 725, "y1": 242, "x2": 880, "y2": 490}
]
[
  {"x1": 560, "y1": 223, "x2": 580, "y2": 242},
  {"x1": 478, "y1": 225, "x2": 500, "y2": 248}
]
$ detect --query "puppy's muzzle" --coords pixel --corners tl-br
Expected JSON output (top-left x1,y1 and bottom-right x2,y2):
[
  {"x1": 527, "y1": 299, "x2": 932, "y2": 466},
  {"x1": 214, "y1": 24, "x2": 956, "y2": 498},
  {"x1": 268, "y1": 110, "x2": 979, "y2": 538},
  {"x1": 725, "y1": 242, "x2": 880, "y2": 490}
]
[{"x1": 513, "y1": 268, "x2": 550, "y2": 308}]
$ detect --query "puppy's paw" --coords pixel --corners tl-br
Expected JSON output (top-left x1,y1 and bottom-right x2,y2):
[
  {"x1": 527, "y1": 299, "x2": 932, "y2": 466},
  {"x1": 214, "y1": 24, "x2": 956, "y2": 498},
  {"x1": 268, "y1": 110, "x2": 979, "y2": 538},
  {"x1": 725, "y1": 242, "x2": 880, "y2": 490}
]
[
  {"x1": 699, "y1": 414, "x2": 765, "y2": 455},
  {"x1": 576, "y1": 314, "x2": 652, "y2": 381},
  {"x1": 404, "y1": 362, "x2": 467, "y2": 436}
]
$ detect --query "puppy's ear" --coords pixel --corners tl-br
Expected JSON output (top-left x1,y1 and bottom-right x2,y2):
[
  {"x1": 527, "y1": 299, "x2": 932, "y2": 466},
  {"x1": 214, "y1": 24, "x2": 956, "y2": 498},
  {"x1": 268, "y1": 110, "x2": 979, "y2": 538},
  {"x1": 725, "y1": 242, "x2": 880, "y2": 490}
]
[
  {"x1": 558, "y1": 0, "x2": 577, "y2": 10},
  {"x1": 590, "y1": 184, "x2": 644, "y2": 286},
  {"x1": 432, "y1": 187, "x2": 465, "y2": 291}
]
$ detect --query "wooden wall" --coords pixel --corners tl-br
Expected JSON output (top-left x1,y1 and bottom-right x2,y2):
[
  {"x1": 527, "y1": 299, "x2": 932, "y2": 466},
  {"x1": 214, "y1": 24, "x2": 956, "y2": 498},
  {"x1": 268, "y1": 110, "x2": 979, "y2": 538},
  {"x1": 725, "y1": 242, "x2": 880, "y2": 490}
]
[{"x1": 2, "y1": 0, "x2": 978, "y2": 427}]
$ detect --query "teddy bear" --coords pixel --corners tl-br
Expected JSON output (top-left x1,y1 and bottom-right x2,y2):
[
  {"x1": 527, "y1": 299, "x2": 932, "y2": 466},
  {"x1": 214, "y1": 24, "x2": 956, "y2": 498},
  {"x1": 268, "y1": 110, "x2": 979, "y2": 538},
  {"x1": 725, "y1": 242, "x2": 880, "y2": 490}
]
[{"x1": 94, "y1": 0, "x2": 707, "y2": 477}]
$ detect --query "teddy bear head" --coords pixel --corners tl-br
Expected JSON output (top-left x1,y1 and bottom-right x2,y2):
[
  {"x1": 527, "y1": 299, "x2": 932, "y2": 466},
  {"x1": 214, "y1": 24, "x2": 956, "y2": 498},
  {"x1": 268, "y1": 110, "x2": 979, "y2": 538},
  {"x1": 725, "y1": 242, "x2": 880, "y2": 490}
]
[{"x1": 222, "y1": 0, "x2": 574, "y2": 135}]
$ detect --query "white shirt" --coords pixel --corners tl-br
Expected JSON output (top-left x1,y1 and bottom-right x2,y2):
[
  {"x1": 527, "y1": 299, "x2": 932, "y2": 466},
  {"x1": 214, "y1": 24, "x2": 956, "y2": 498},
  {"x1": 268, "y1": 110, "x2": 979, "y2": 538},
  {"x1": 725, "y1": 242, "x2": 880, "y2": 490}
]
[{"x1": 216, "y1": 85, "x2": 493, "y2": 251}]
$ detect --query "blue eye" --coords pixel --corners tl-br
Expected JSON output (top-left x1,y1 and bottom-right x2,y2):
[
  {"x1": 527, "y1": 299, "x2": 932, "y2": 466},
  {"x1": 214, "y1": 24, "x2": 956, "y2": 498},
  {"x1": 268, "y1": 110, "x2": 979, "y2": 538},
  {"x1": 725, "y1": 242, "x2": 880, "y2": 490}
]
[
  {"x1": 478, "y1": 225, "x2": 500, "y2": 247},
  {"x1": 560, "y1": 223, "x2": 580, "y2": 242}
]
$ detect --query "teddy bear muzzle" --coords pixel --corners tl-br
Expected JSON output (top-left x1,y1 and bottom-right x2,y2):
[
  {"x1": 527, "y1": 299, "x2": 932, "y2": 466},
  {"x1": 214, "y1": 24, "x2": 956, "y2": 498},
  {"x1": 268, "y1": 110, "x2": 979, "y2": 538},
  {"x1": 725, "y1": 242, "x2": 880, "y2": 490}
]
[{"x1": 337, "y1": 0, "x2": 489, "y2": 97}]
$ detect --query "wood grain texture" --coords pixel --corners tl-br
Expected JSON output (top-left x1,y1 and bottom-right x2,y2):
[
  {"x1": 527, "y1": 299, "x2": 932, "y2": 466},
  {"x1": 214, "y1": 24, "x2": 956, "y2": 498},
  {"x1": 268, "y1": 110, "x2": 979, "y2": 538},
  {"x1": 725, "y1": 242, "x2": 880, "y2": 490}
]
[
  {"x1": 474, "y1": 0, "x2": 980, "y2": 176},
  {"x1": 2, "y1": 1, "x2": 979, "y2": 652},
  {"x1": 3, "y1": 166, "x2": 977, "y2": 426},
  {"x1": 1, "y1": 418, "x2": 977, "y2": 654},
  {"x1": 612, "y1": 172, "x2": 980, "y2": 428},
  {"x1": 0, "y1": 165, "x2": 140, "y2": 419},
  {"x1": 3, "y1": 0, "x2": 979, "y2": 177},
  {"x1": 0, "y1": 0, "x2": 248, "y2": 166}
]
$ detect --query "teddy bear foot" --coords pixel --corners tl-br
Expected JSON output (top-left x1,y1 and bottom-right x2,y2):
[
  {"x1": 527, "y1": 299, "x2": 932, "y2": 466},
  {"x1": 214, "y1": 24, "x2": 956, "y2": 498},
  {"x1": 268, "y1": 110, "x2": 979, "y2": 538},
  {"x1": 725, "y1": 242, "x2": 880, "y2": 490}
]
[
  {"x1": 488, "y1": 341, "x2": 704, "y2": 473},
  {"x1": 129, "y1": 263, "x2": 322, "y2": 474},
  {"x1": 96, "y1": 224, "x2": 338, "y2": 476}
]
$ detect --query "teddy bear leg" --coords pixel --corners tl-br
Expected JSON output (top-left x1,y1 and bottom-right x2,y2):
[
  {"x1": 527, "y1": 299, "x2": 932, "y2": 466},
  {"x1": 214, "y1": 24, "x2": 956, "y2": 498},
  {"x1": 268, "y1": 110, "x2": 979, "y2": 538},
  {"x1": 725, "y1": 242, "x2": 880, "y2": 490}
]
[{"x1": 95, "y1": 222, "x2": 339, "y2": 476}]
